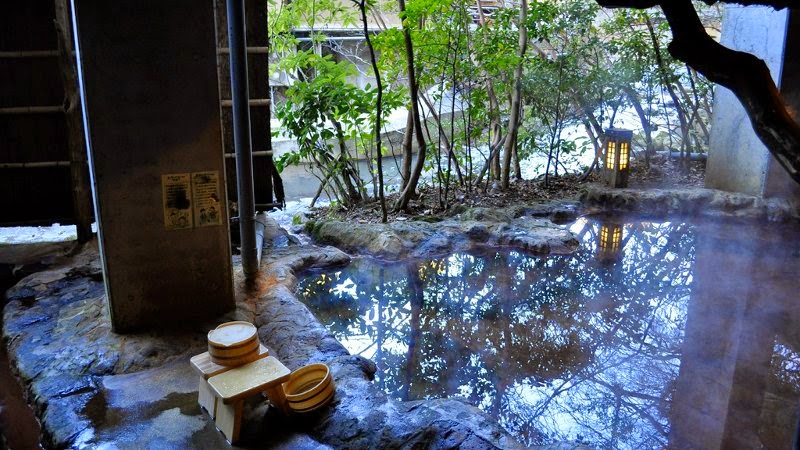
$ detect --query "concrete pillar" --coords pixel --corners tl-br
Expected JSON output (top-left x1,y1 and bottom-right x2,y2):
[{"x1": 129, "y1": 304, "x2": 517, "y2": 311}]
[
  {"x1": 706, "y1": 7, "x2": 800, "y2": 202},
  {"x1": 72, "y1": 0, "x2": 234, "y2": 332},
  {"x1": 764, "y1": 11, "x2": 800, "y2": 199}
]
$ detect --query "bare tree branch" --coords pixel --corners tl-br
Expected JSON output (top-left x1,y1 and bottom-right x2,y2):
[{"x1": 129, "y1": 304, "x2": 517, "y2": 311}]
[{"x1": 598, "y1": 0, "x2": 796, "y2": 8}]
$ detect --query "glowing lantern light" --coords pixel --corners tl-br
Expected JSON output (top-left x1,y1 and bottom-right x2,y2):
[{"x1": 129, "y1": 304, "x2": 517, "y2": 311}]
[
  {"x1": 598, "y1": 223, "x2": 624, "y2": 262},
  {"x1": 603, "y1": 128, "x2": 633, "y2": 188}
]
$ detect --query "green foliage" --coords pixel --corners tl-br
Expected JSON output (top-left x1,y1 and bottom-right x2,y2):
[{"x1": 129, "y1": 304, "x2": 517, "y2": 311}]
[{"x1": 268, "y1": 0, "x2": 719, "y2": 211}]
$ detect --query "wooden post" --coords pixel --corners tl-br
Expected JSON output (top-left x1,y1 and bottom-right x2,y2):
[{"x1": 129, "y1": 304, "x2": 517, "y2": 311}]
[
  {"x1": 54, "y1": 0, "x2": 93, "y2": 243},
  {"x1": 215, "y1": 400, "x2": 244, "y2": 443}
]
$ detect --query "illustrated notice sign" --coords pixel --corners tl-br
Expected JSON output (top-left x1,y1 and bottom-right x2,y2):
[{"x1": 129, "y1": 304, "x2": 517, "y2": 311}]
[
  {"x1": 192, "y1": 171, "x2": 222, "y2": 227},
  {"x1": 161, "y1": 171, "x2": 223, "y2": 230},
  {"x1": 162, "y1": 173, "x2": 193, "y2": 230}
]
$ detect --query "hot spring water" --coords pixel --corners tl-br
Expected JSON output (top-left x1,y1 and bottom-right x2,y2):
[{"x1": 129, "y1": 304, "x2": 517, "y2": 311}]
[{"x1": 297, "y1": 217, "x2": 800, "y2": 448}]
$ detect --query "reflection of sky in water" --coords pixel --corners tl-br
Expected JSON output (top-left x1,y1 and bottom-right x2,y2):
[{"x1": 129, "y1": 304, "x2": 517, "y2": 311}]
[{"x1": 296, "y1": 218, "x2": 800, "y2": 448}]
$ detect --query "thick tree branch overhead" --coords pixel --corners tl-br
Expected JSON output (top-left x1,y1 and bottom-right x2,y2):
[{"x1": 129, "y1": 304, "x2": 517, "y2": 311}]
[
  {"x1": 701, "y1": 0, "x2": 796, "y2": 8},
  {"x1": 595, "y1": 0, "x2": 800, "y2": 184},
  {"x1": 598, "y1": 0, "x2": 796, "y2": 8}
]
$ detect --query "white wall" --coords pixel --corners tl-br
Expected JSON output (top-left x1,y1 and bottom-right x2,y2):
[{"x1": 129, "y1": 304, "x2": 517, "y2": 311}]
[{"x1": 705, "y1": 6, "x2": 792, "y2": 198}]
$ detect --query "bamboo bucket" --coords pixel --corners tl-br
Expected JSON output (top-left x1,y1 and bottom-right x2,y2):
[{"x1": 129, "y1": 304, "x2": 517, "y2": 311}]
[{"x1": 283, "y1": 363, "x2": 335, "y2": 413}]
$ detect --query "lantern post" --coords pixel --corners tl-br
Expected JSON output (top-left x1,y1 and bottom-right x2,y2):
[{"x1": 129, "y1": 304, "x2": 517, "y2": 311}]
[{"x1": 602, "y1": 128, "x2": 633, "y2": 188}]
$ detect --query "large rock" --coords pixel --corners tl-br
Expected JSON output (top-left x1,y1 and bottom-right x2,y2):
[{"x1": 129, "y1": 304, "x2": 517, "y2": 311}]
[
  {"x1": 580, "y1": 184, "x2": 800, "y2": 222},
  {"x1": 2, "y1": 243, "x2": 217, "y2": 448},
  {"x1": 306, "y1": 203, "x2": 581, "y2": 260},
  {"x1": 3, "y1": 232, "x2": 527, "y2": 449}
]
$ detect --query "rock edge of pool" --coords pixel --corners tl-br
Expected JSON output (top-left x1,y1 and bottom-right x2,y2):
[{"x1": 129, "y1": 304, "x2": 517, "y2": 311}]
[{"x1": 2, "y1": 186, "x2": 798, "y2": 449}]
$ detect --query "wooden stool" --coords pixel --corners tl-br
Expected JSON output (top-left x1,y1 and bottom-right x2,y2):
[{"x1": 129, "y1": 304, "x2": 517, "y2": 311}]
[
  {"x1": 189, "y1": 344, "x2": 269, "y2": 419},
  {"x1": 207, "y1": 356, "x2": 291, "y2": 444}
]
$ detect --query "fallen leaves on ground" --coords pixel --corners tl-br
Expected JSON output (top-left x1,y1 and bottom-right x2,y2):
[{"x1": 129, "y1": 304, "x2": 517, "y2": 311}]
[{"x1": 307, "y1": 154, "x2": 706, "y2": 224}]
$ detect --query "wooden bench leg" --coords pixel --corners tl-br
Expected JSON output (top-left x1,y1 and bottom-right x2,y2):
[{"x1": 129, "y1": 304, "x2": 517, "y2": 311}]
[
  {"x1": 215, "y1": 400, "x2": 244, "y2": 444},
  {"x1": 197, "y1": 378, "x2": 218, "y2": 418},
  {"x1": 264, "y1": 384, "x2": 288, "y2": 415}
]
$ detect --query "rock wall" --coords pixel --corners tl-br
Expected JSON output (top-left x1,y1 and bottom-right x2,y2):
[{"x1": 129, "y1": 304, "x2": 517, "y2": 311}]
[
  {"x1": 306, "y1": 204, "x2": 581, "y2": 260},
  {"x1": 580, "y1": 184, "x2": 800, "y2": 222}
]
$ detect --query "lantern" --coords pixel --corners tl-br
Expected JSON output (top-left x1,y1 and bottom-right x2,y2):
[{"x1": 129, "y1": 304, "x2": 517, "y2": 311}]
[
  {"x1": 602, "y1": 128, "x2": 633, "y2": 188},
  {"x1": 598, "y1": 223, "x2": 623, "y2": 262}
]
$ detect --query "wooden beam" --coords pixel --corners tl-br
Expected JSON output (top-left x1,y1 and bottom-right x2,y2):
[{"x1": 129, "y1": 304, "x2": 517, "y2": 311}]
[
  {"x1": 0, "y1": 106, "x2": 62, "y2": 114},
  {"x1": 217, "y1": 46, "x2": 270, "y2": 54},
  {"x1": 0, "y1": 50, "x2": 59, "y2": 58},
  {"x1": 220, "y1": 98, "x2": 270, "y2": 107},
  {"x1": 0, "y1": 161, "x2": 71, "y2": 169},
  {"x1": 56, "y1": 0, "x2": 94, "y2": 243},
  {"x1": 224, "y1": 151, "x2": 272, "y2": 158}
]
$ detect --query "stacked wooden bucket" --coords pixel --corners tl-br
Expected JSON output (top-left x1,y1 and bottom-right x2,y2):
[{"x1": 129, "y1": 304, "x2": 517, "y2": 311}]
[
  {"x1": 206, "y1": 321, "x2": 335, "y2": 414},
  {"x1": 207, "y1": 321, "x2": 262, "y2": 366}
]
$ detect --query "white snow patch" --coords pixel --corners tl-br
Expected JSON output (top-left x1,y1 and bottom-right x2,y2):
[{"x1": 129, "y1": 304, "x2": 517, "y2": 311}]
[{"x1": 0, "y1": 222, "x2": 98, "y2": 245}]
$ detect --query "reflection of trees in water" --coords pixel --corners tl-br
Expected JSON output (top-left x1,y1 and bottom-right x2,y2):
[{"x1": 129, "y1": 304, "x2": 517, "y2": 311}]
[
  {"x1": 765, "y1": 341, "x2": 800, "y2": 447},
  {"x1": 297, "y1": 219, "x2": 696, "y2": 448}
]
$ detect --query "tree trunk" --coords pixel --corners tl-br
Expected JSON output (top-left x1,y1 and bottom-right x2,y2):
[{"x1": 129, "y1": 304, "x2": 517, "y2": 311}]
[
  {"x1": 500, "y1": 0, "x2": 527, "y2": 190},
  {"x1": 475, "y1": 0, "x2": 502, "y2": 182},
  {"x1": 311, "y1": 151, "x2": 350, "y2": 205},
  {"x1": 572, "y1": 92, "x2": 604, "y2": 137},
  {"x1": 399, "y1": 107, "x2": 413, "y2": 189},
  {"x1": 676, "y1": 78, "x2": 710, "y2": 145},
  {"x1": 486, "y1": 75, "x2": 503, "y2": 181},
  {"x1": 394, "y1": 0, "x2": 428, "y2": 211},
  {"x1": 328, "y1": 116, "x2": 365, "y2": 202},
  {"x1": 646, "y1": 17, "x2": 690, "y2": 156},
  {"x1": 579, "y1": 118, "x2": 600, "y2": 181},
  {"x1": 623, "y1": 85, "x2": 654, "y2": 165},
  {"x1": 358, "y1": 0, "x2": 387, "y2": 222},
  {"x1": 476, "y1": 135, "x2": 506, "y2": 187},
  {"x1": 420, "y1": 94, "x2": 465, "y2": 186}
]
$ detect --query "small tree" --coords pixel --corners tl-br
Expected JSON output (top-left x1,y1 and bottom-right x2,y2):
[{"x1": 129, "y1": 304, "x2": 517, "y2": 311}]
[{"x1": 274, "y1": 51, "x2": 372, "y2": 206}]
